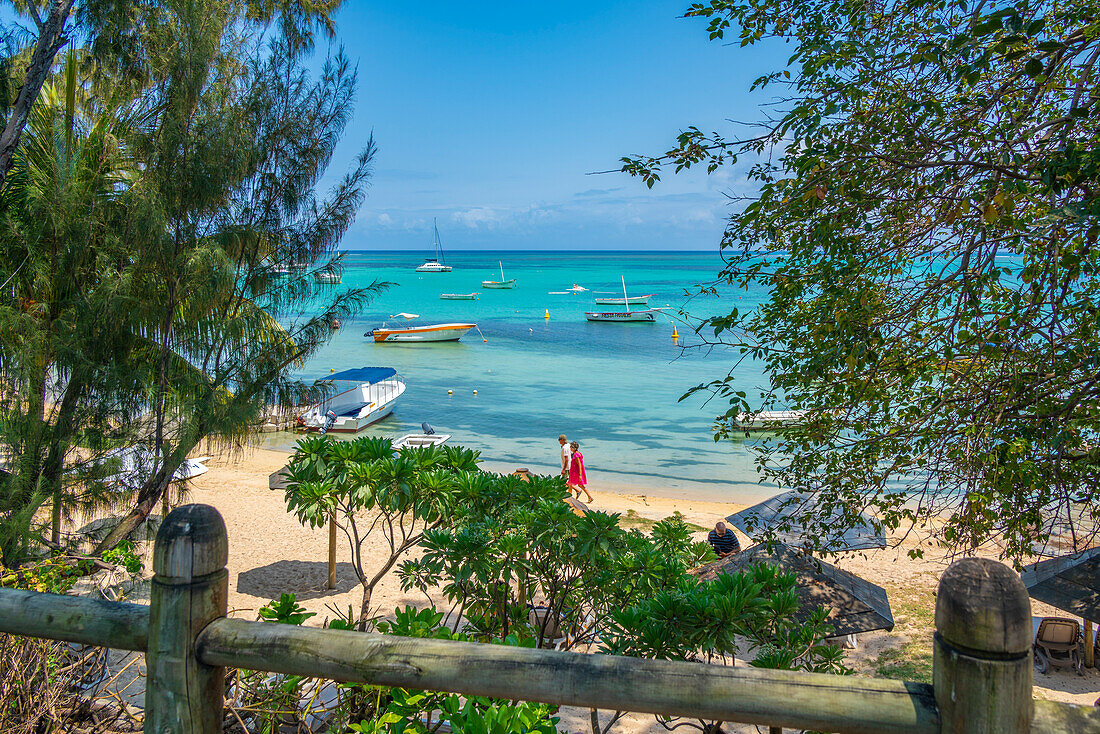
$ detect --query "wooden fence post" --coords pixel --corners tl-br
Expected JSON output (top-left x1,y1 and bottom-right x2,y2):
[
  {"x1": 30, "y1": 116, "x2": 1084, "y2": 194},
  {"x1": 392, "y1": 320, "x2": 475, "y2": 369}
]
[
  {"x1": 933, "y1": 557, "x2": 1032, "y2": 733},
  {"x1": 146, "y1": 504, "x2": 229, "y2": 734}
]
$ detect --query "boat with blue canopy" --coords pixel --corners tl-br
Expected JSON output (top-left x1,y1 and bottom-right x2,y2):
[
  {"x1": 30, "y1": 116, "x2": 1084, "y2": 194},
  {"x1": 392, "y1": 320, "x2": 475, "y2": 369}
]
[{"x1": 296, "y1": 367, "x2": 406, "y2": 433}]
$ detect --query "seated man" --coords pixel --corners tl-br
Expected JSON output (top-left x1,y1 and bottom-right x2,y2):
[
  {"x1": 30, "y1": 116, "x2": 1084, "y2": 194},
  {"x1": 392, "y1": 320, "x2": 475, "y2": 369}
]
[{"x1": 708, "y1": 521, "x2": 741, "y2": 558}]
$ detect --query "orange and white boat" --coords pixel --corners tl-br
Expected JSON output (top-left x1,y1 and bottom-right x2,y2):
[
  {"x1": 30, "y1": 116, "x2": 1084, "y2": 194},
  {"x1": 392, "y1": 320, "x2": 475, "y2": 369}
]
[{"x1": 366, "y1": 315, "x2": 476, "y2": 343}]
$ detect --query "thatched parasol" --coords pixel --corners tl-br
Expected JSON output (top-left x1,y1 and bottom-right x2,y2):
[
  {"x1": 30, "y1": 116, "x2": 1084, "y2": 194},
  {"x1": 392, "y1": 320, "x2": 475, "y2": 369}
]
[
  {"x1": 691, "y1": 542, "x2": 894, "y2": 636},
  {"x1": 726, "y1": 490, "x2": 887, "y2": 552},
  {"x1": 1020, "y1": 547, "x2": 1100, "y2": 625}
]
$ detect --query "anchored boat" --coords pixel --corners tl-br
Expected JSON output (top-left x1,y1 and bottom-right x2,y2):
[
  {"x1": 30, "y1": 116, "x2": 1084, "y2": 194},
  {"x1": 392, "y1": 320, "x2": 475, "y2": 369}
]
[
  {"x1": 366, "y1": 319, "x2": 476, "y2": 342},
  {"x1": 297, "y1": 367, "x2": 406, "y2": 433},
  {"x1": 482, "y1": 261, "x2": 516, "y2": 289},
  {"x1": 416, "y1": 219, "x2": 453, "y2": 272},
  {"x1": 440, "y1": 292, "x2": 479, "y2": 300},
  {"x1": 594, "y1": 293, "x2": 652, "y2": 306},
  {"x1": 585, "y1": 276, "x2": 662, "y2": 322}
]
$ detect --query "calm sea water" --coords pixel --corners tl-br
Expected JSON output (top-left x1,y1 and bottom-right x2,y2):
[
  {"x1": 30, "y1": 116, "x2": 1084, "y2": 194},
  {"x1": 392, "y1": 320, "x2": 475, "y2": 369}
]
[{"x1": 261, "y1": 250, "x2": 778, "y2": 503}]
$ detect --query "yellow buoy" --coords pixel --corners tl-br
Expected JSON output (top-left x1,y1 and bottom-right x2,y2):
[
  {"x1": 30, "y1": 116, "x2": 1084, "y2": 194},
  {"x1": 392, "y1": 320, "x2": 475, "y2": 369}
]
[
  {"x1": 447, "y1": 389, "x2": 453, "y2": 395},
  {"x1": 473, "y1": 390, "x2": 478, "y2": 395},
  {"x1": 545, "y1": 309, "x2": 550, "y2": 319},
  {"x1": 330, "y1": 368, "x2": 335, "y2": 373},
  {"x1": 671, "y1": 327, "x2": 679, "y2": 339}
]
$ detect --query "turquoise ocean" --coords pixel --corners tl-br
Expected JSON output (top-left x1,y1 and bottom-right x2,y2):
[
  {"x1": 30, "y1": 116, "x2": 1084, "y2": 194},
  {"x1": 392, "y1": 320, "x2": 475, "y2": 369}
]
[{"x1": 261, "y1": 250, "x2": 777, "y2": 504}]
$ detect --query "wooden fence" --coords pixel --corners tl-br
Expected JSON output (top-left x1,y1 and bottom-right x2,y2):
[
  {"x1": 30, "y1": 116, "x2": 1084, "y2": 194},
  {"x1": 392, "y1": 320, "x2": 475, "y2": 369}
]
[{"x1": 2, "y1": 503, "x2": 1100, "y2": 734}]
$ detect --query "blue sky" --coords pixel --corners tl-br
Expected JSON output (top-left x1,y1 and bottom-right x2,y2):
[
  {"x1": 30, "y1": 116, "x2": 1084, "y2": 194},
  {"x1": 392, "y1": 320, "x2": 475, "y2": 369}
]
[{"x1": 322, "y1": 1, "x2": 784, "y2": 250}]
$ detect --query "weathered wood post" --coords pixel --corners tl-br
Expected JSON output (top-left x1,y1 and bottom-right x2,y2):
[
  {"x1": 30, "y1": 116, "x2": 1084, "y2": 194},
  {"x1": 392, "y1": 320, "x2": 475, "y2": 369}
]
[
  {"x1": 933, "y1": 557, "x2": 1032, "y2": 733},
  {"x1": 146, "y1": 504, "x2": 229, "y2": 734}
]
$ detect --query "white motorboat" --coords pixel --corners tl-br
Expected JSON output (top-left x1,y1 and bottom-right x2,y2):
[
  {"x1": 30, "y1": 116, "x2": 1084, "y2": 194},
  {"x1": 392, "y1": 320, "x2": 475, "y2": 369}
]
[
  {"x1": 440, "y1": 292, "x2": 479, "y2": 300},
  {"x1": 482, "y1": 261, "x2": 516, "y2": 289},
  {"x1": 297, "y1": 367, "x2": 406, "y2": 433},
  {"x1": 585, "y1": 276, "x2": 662, "y2": 322},
  {"x1": 569, "y1": 284, "x2": 588, "y2": 293},
  {"x1": 393, "y1": 433, "x2": 451, "y2": 449},
  {"x1": 416, "y1": 219, "x2": 453, "y2": 272},
  {"x1": 367, "y1": 321, "x2": 476, "y2": 342},
  {"x1": 314, "y1": 271, "x2": 342, "y2": 284}
]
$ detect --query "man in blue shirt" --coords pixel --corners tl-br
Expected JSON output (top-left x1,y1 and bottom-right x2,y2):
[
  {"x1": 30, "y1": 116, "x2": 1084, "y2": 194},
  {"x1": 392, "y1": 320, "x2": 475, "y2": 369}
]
[{"x1": 708, "y1": 521, "x2": 741, "y2": 558}]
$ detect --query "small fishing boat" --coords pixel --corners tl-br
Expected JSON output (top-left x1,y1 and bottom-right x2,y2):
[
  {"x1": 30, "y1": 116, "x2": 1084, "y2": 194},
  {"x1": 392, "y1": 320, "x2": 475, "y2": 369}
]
[
  {"x1": 569, "y1": 284, "x2": 588, "y2": 293},
  {"x1": 297, "y1": 367, "x2": 406, "y2": 433},
  {"x1": 366, "y1": 314, "x2": 476, "y2": 342},
  {"x1": 727, "y1": 410, "x2": 806, "y2": 433},
  {"x1": 314, "y1": 271, "x2": 342, "y2": 284},
  {"x1": 594, "y1": 293, "x2": 652, "y2": 306},
  {"x1": 585, "y1": 276, "x2": 661, "y2": 322},
  {"x1": 416, "y1": 219, "x2": 453, "y2": 272},
  {"x1": 440, "y1": 292, "x2": 479, "y2": 300},
  {"x1": 482, "y1": 261, "x2": 516, "y2": 289}
]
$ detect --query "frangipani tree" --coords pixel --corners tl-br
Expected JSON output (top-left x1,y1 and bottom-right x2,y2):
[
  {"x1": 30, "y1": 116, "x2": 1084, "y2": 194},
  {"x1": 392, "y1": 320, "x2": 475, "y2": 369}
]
[{"x1": 280, "y1": 435, "x2": 481, "y2": 628}]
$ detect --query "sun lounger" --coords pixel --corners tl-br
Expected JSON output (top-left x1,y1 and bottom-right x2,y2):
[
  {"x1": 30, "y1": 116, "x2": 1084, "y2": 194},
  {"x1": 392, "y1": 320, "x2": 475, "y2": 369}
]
[{"x1": 1033, "y1": 616, "x2": 1082, "y2": 674}]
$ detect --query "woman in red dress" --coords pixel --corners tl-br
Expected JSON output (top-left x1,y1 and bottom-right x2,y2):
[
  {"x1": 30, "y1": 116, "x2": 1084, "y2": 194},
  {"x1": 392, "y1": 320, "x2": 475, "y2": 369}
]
[{"x1": 567, "y1": 441, "x2": 592, "y2": 503}]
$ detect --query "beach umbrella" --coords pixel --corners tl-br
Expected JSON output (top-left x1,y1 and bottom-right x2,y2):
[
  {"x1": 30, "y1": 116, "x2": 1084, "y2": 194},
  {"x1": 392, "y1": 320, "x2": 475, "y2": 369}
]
[
  {"x1": 1020, "y1": 547, "x2": 1100, "y2": 625},
  {"x1": 726, "y1": 490, "x2": 887, "y2": 552},
  {"x1": 691, "y1": 542, "x2": 894, "y2": 636}
]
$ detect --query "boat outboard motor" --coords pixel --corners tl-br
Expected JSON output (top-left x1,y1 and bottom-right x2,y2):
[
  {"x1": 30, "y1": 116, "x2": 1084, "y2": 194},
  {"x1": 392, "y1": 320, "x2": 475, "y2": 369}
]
[
  {"x1": 320, "y1": 410, "x2": 338, "y2": 435},
  {"x1": 421, "y1": 422, "x2": 435, "y2": 435}
]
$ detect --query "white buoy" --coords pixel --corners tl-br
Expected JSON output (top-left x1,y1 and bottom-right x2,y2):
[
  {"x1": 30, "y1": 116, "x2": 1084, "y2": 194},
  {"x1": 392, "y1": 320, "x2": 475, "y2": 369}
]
[
  {"x1": 448, "y1": 389, "x2": 453, "y2": 395},
  {"x1": 473, "y1": 390, "x2": 478, "y2": 395}
]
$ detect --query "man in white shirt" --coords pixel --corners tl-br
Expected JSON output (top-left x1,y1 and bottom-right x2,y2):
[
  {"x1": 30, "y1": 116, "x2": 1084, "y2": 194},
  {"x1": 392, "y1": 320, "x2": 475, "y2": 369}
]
[{"x1": 559, "y1": 434, "x2": 571, "y2": 477}]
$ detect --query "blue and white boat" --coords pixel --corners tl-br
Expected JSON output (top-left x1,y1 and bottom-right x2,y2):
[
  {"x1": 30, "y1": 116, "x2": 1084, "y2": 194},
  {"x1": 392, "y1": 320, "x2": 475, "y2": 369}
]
[{"x1": 297, "y1": 367, "x2": 406, "y2": 433}]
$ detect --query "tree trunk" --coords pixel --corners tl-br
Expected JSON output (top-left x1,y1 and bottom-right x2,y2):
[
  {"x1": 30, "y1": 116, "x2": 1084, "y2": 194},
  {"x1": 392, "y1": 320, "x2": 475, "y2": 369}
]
[
  {"x1": 0, "y1": 0, "x2": 78, "y2": 185},
  {"x1": 358, "y1": 583, "x2": 373, "y2": 631}
]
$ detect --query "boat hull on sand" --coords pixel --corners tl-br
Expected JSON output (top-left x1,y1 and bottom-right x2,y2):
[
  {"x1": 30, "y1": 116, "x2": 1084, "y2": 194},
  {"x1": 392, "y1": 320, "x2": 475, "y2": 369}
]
[
  {"x1": 367, "y1": 323, "x2": 476, "y2": 342},
  {"x1": 585, "y1": 310, "x2": 657, "y2": 322}
]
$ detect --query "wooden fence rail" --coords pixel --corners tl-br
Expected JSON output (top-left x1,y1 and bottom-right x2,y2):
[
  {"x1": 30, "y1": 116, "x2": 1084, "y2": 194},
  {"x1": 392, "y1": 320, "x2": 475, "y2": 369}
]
[{"x1": 1, "y1": 503, "x2": 1100, "y2": 734}]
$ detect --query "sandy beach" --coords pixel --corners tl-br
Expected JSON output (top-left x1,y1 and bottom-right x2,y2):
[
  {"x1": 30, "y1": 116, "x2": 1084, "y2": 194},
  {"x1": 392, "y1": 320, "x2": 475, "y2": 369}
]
[{"x1": 126, "y1": 446, "x2": 1099, "y2": 731}]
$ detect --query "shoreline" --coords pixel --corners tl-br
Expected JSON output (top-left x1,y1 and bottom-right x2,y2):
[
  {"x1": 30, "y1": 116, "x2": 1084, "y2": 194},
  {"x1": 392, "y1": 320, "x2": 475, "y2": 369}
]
[{"x1": 255, "y1": 433, "x2": 778, "y2": 506}]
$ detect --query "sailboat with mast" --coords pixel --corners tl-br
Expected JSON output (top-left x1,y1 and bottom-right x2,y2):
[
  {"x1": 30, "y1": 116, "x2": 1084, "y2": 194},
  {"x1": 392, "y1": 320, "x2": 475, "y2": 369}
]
[
  {"x1": 416, "y1": 219, "x2": 452, "y2": 272},
  {"x1": 481, "y1": 261, "x2": 516, "y2": 289},
  {"x1": 586, "y1": 276, "x2": 663, "y2": 322}
]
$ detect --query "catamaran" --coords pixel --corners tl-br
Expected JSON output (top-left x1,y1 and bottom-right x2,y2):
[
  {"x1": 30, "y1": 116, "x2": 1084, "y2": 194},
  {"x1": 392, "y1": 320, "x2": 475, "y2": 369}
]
[
  {"x1": 481, "y1": 261, "x2": 516, "y2": 289},
  {"x1": 585, "y1": 276, "x2": 662, "y2": 322},
  {"x1": 416, "y1": 219, "x2": 453, "y2": 272},
  {"x1": 296, "y1": 367, "x2": 406, "y2": 433}
]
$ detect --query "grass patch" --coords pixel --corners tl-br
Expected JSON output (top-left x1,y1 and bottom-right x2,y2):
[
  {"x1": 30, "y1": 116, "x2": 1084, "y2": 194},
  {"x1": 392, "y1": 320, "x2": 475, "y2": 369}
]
[
  {"x1": 618, "y1": 510, "x2": 707, "y2": 534},
  {"x1": 871, "y1": 587, "x2": 936, "y2": 684},
  {"x1": 874, "y1": 642, "x2": 933, "y2": 683}
]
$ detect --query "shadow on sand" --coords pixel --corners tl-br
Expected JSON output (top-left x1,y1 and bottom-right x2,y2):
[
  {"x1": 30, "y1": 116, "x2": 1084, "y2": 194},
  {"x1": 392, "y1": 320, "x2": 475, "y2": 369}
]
[{"x1": 236, "y1": 560, "x2": 360, "y2": 601}]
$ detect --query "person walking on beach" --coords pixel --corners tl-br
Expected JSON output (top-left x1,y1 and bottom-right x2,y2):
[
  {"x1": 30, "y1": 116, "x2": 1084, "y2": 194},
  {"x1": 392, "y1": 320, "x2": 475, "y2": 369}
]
[
  {"x1": 707, "y1": 521, "x2": 741, "y2": 558},
  {"x1": 558, "y1": 434, "x2": 571, "y2": 478},
  {"x1": 567, "y1": 440, "x2": 593, "y2": 503}
]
